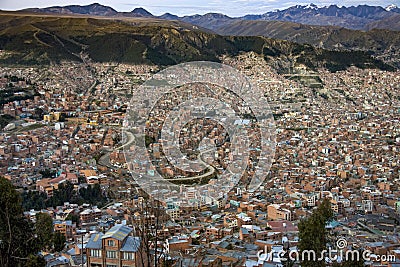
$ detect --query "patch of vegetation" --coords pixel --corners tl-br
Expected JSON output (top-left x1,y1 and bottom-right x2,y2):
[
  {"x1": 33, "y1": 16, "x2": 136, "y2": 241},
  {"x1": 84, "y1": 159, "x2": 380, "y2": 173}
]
[
  {"x1": 22, "y1": 123, "x2": 45, "y2": 131},
  {"x1": 334, "y1": 88, "x2": 345, "y2": 95},
  {"x1": 39, "y1": 169, "x2": 57, "y2": 178},
  {"x1": 0, "y1": 87, "x2": 38, "y2": 105},
  {"x1": 22, "y1": 181, "x2": 107, "y2": 210},
  {"x1": 319, "y1": 92, "x2": 329, "y2": 99},
  {"x1": 0, "y1": 114, "x2": 14, "y2": 129}
]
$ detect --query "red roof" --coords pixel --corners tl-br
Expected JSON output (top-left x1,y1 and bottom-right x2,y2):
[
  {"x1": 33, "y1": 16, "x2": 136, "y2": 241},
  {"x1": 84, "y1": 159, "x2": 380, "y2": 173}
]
[{"x1": 268, "y1": 220, "x2": 298, "y2": 232}]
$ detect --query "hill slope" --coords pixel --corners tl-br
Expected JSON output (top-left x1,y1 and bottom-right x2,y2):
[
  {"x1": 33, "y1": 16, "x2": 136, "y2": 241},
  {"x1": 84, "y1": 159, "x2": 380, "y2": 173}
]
[
  {"x1": 0, "y1": 12, "x2": 394, "y2": 72},
  {"x1": 211, "y1": 19, "x2": 400, "y2": 68},
  {"x1": 14, "y1": 4, "x2": 400, "y2": 68}
]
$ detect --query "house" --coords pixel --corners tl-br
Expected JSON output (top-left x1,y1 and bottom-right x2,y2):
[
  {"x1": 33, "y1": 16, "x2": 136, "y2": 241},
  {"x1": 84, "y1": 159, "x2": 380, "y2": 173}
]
[
  {"x1": 267, "y1": 204, "x2": 293, "y2": 221},
  {"x1": 80, "y1": 207, "x2": 102, "y2": 224},
  {"x1": 54, "y1": 220, "x2": 76, "y2": 239},
  {"x1": 165, "y1": 235, "x2": 191, "y2": 253},
  {"x1": 86, "y1": 224, "x2": 145, "y2": 267}
]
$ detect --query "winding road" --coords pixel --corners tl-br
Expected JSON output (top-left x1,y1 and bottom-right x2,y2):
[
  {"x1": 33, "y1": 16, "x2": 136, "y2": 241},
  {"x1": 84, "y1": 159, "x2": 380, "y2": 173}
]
[
  {"x1": 98, "y1": 131, "x2": 218, "y2": 183},
  {"x1": 97, "y1": 130, "x2": 135, "y2": 169}
]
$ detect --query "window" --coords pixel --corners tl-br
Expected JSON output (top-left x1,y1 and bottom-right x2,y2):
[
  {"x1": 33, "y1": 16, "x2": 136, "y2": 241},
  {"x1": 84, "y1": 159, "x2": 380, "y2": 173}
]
[
  {"x1": 123, "y1": 252, "x2": 134, "y2": 260},
  {"x1": 106, "y1": 265, "x2": 117, "y2": 267},
  {"x1": 106, "y1": 250, "x2": 117, "y2": 258},
  {"x1": 90, "y1": 249, "x2": 101, "y2": 257},
  {"x1": 107, "y1": 240, "x2": 115, "y2": 246}
]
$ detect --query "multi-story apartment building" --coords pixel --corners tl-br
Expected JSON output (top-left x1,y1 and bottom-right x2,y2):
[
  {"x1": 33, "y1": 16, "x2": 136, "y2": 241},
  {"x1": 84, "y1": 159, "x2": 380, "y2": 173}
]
[
  {"x1": 54, "y1": 220, "x2": 76, "y2": 239},
  {"x1": 205, "y1": 226, "x2": 223, "y2": 239},
  {"x1": 80, "y1": 207, "x2": 102, "y2": 224},
  {"x1": 86, "y1": 224, "x2": 145, "y2": 267},
  {"x1": 267, "y1": 204, "x2": 293, "y2": 221},
  {"x1": 330, "y1": 199, "x2": 345, "y2": 215}
]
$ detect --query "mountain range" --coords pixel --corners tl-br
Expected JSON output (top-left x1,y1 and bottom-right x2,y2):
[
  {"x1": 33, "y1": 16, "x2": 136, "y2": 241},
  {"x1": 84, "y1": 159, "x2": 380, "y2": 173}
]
[
  {"x1": 22, "y1": 3, "x2": 400, "y2": 31},
  {"x1": 0, "y1": 3, "x2": 399, "y2": 71},
  {"x1": 12, "y1": 3, "x2": 400, "y2": 68},
  {"x1": 0, "y1": 11, "x2": 393, "y2": 72},
  {"x1": 240, "y1": 4, "x2": 400, "y2": 30}
]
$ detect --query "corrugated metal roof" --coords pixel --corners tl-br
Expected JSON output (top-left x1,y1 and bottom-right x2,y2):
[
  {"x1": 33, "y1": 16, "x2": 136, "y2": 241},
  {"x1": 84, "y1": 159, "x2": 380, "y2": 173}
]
[
  {"x1": 102, "y1": 224, "x2": 133, "y2": 241},
  {"x1": 86, "y1": 232, "x2": 104, "y2": 249},
  {"x1": 120, "y1": 236, "x2": 141, "y2": 252}
]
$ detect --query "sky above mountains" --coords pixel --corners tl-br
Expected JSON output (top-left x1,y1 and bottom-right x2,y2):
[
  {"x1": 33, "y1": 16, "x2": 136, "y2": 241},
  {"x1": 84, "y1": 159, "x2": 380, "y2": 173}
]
[{"x1": 1, "y1": 0, "x2": 396, "y2": 16}]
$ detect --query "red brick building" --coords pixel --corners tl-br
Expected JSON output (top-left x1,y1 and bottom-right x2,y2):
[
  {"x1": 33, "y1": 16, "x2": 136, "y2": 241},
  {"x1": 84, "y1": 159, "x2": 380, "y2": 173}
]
[{"x1": 86, "y1": 224, "x2": 146, "y2": 267}]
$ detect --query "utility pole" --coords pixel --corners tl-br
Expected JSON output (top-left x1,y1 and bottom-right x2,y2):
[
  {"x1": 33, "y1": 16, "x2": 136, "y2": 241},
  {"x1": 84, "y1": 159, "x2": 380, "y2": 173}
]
[
  {"x1": 81, "y1": 233, "x2": 84, "y2": 267},
  {"x1": 76, "y1": 231, "x2": 84, "y2": 267}
]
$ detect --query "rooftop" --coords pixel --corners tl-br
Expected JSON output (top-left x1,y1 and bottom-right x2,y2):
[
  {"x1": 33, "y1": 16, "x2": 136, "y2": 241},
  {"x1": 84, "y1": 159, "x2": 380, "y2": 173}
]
[{"x1": 102, "y1": 224, "x2": 133, "y2": 241}]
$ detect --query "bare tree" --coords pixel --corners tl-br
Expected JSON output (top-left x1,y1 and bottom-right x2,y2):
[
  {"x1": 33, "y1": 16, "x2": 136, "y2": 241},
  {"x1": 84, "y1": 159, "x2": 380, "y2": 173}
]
[{"x1": 129, "y1": 194, "x2": 169, "y2": 267}]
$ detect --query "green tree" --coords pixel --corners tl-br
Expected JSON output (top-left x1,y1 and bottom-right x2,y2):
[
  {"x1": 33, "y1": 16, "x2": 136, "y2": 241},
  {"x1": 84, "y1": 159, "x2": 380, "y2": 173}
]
[
  {"x1": 332, "y1": 256, "x2": 365, "y2": 267},
  {"x1": 39, "y1": 169, "x2": 56, "y2": 178},
  {"x1": 53, "y1": 231, "x2": 66, "y2": 252},
  {"x1": 21, "y1": 190, "x2": 47, "y2": 211},
  {"x1": 0, "y1": 177, "x2": 40, "y2": 267},
  {"x1": 298, "y1": 198, "x2": 333, "y2": 267},
  {"x1": 26, "y1": 254, "x2": 46, "y2": 267},
  {"x1": 47, "y1": 181, "x2": 76, "y2": 207},
  {"x1": 35, "y1": 213, "x2": 53, "y2": 251},
  {"x1": 79, "y1": 184, "x2": 107, "y2": 206},
  {"x1": 33, "y1": 108, "x2": 44, "y2": 120},
  {"x1": 66, "y1": 213, "x2": 80, "y2": 226}
]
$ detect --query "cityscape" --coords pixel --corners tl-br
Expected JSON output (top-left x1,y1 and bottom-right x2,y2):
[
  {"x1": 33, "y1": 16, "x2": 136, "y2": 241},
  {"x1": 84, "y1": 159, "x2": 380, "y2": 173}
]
[{"x1": 0, "y1": 2, "x2": 400, "y2": 267}]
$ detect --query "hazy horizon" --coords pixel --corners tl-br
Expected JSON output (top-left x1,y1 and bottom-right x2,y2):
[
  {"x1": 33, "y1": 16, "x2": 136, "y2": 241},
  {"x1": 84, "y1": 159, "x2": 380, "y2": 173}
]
[{"x1": 0, "y1": 0, "x2": 397, "y2": 17}]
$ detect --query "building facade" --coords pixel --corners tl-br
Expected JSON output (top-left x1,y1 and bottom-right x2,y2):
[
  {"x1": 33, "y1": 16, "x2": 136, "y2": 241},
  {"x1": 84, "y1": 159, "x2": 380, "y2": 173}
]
[{"x1": 86, "y1": 224, "x2": 145, "y2": 267}]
